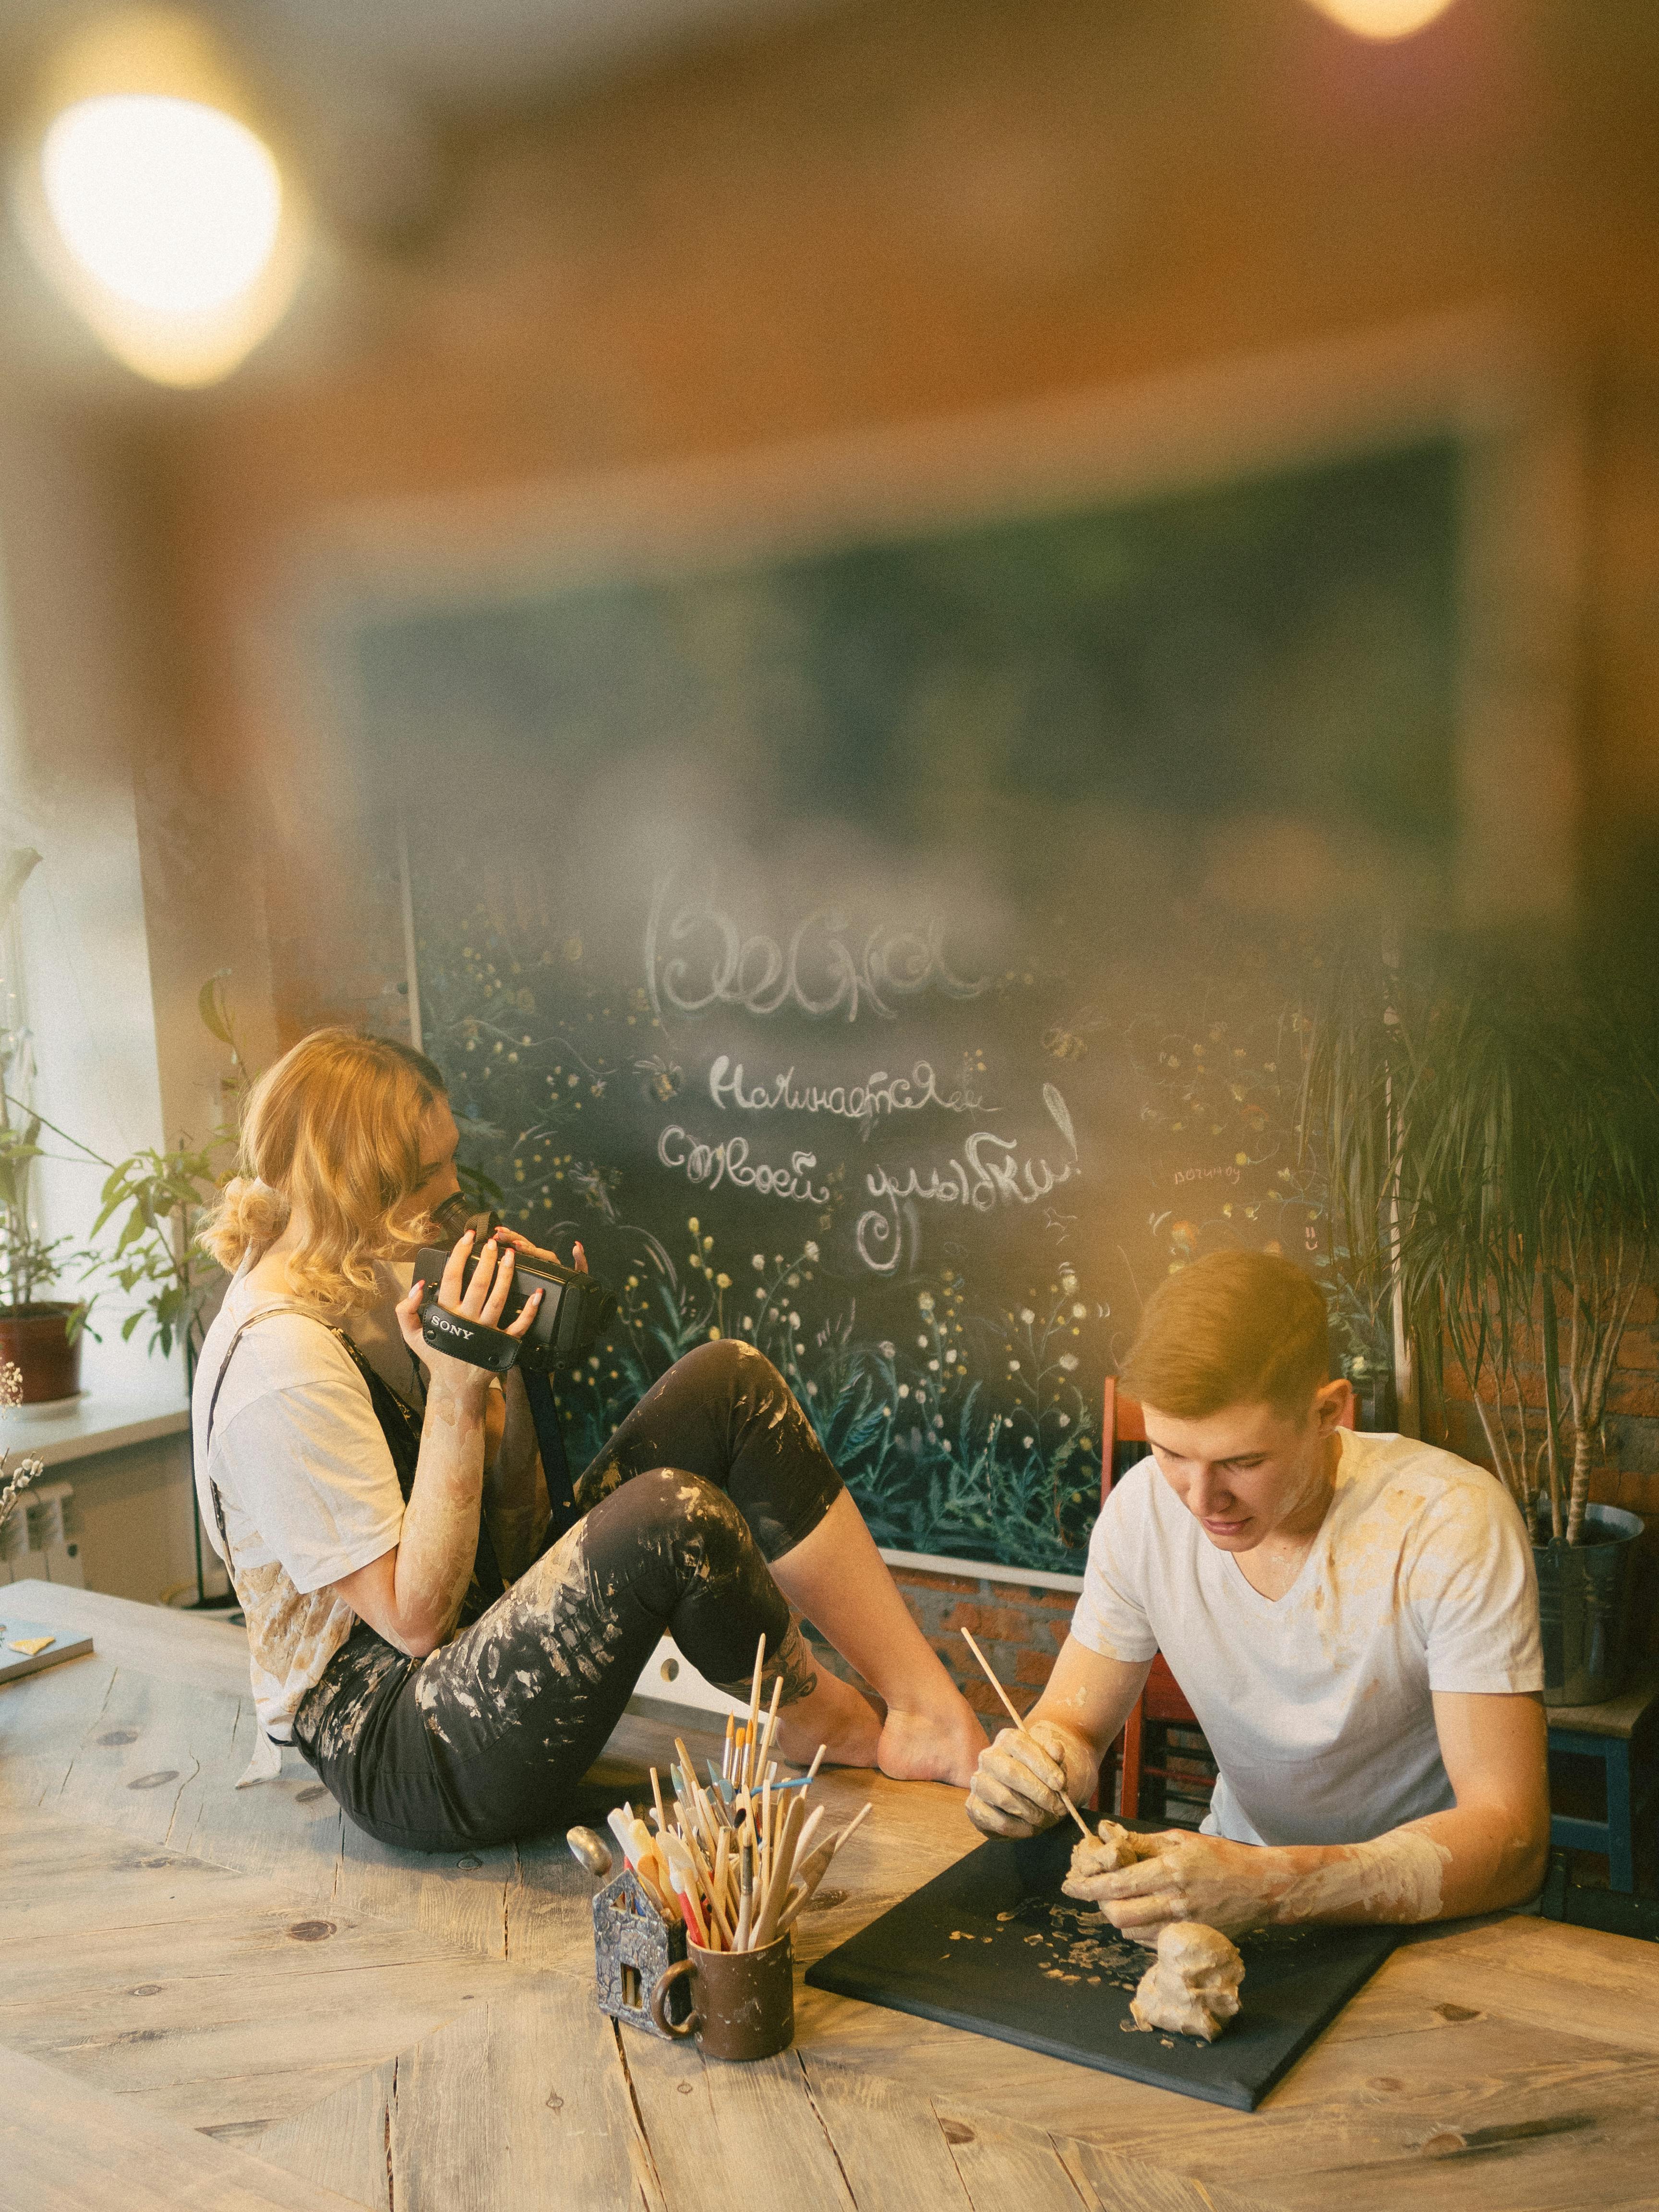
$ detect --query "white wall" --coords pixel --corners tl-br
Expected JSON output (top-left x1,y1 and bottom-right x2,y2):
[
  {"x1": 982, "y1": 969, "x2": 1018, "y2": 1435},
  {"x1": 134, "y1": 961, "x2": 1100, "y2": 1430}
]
[{"x1": 0, "y1": 388, "x2": 175, "y2": 1398}]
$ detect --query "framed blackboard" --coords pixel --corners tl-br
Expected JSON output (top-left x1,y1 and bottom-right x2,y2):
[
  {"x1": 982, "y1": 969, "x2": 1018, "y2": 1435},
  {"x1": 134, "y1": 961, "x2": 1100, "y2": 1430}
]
[{"x1": 313, "y1": 356, "x2": 1535, "y2": 1575}]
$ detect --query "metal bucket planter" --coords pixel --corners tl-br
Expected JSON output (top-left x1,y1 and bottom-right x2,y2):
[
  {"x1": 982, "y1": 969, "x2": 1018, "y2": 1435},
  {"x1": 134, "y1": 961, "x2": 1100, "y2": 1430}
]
[{"x1": 1536, "y1": 1503, "x2": 1645, "y2": 1707}]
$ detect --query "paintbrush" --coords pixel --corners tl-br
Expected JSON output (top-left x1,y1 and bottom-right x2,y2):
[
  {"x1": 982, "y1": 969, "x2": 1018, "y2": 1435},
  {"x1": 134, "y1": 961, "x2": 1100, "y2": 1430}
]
[{"x1": 959, "y1": 1627, "x2": 1092, "y2": 1841}]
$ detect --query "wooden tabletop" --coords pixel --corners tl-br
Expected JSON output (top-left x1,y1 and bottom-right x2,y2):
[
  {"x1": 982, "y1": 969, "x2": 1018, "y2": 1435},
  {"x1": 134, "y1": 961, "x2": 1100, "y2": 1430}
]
[{"x1": 3, "y1": 1579, "x2": 1658, "y2": 2212}]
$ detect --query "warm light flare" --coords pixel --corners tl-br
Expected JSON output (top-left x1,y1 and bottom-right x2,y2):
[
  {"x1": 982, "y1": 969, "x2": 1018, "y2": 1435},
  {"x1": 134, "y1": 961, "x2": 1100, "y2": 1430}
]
[
  {"x1": 42, "y1": 95, "x2": 282, "y2": 318},
  {"x1": 1304, "y1": 0, "x2": 1459, "y2": 38},
  {"x1": 13, "y1": 9, "x2": 309, "y2": 387}
]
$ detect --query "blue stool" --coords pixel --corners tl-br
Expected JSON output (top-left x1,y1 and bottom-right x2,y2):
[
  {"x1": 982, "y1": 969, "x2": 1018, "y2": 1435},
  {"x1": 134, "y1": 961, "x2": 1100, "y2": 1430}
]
[{"x1": 1547, "y1": 1659, "x2": 1659, "y2": 1895}]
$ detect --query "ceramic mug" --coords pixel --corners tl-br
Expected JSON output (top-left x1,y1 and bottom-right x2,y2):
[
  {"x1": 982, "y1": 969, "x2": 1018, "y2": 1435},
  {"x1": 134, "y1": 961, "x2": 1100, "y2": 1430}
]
[{"x1": 648, "y1": 1933, "x2": 794, "y2": 2061}]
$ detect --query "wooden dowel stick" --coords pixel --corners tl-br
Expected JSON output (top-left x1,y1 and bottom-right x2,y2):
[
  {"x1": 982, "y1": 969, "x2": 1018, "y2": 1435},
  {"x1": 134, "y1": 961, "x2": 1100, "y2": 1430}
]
[
  {"x1": 805, "y1": 1743, "x2": 826, "y2": 1785},
  {"x1": 791, "y1": 1803, "x2": 826, "y2": 1881},
  {"x1": 757, "y1": 1673, "x2": 785, "y2": 1781},
  {"x1": 650, "y1": 1767, "x2": 667, "y2": 1835},
  {"x1": 959, "y1": 1628, "x2": 1091, "y2": 1840},
  {"x1": 743, "y1": 1634, "x2": 766, "y2": 1788},
  {"x1": 835, "y1": 1801, "x2": 874, "y2": 1854}
]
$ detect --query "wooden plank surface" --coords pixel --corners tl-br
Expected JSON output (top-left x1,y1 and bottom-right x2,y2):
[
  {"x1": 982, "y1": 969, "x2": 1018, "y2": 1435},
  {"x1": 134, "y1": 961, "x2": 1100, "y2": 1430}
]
[
  {"x1": 0, "y1": 2042, "x2": 369, "y2": 2212},
  {"x1": 388, "y1": 1979, "x2": 648, "y2": 2211},
  {"x1": 5, "y1": 1584, "x2": 1659, "y2": 2212}
]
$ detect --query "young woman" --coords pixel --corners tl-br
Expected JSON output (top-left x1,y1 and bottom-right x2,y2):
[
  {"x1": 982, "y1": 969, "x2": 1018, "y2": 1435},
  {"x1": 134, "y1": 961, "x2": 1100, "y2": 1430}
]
[{"x1": 195, "y1": 1028, "x2": 985, "y2": 1852}]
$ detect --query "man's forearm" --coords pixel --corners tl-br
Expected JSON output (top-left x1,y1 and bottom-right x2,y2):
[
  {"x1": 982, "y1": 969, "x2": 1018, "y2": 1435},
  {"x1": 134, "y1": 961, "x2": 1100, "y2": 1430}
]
[{"x1": 1082, "y1": 1801, "x2": 1547, "y2": 1939}]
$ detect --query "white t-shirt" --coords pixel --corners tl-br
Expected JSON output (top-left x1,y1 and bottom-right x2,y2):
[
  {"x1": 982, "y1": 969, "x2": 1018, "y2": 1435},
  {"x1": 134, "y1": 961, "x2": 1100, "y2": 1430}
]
[
  {"x1": 193, "y1": 1262, "x2": 422, "y2": 1741},
  {"x1": 1070, "y1": 1429, "x2": 1543, "y2": 1847}
]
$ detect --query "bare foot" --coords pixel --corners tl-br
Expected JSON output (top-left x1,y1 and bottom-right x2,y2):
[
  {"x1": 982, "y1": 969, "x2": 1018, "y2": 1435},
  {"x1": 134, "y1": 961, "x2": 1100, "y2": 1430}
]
[
  {"x1": 774, "y1": 1668, "x2": 882, "y2": 1770},
  {"x1": 877, "y1": 1696, "x2": 988, "y2": 1787}
]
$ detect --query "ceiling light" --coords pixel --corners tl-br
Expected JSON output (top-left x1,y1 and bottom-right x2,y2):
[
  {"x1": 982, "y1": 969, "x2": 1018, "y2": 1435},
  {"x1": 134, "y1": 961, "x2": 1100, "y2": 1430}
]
[
  {"x1": 1304, "y1": 0, "x2": 1459, "y2": 38},
  {"x1": 13, "y1": 10, "x2": 309, "y2": 387}
]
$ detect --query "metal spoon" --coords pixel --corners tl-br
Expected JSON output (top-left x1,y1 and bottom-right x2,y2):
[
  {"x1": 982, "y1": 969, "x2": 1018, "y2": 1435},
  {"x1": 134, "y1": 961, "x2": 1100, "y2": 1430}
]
[{"x1": 566, "y1": 1825, "x2": 613, "y2": 1879}]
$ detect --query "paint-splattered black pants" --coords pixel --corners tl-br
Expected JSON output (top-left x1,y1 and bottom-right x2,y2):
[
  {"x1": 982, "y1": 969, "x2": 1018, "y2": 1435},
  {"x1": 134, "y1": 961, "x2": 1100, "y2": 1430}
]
[{"x1": 292, "y1": 1340, "x2": 843, "y2": 1852}]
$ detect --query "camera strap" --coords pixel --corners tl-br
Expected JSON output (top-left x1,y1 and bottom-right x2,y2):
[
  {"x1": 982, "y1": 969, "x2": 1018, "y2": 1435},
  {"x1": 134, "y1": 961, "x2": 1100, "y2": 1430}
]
[{"x1": 521, "y1": 1368, "x2": 578, "y2": 1541}]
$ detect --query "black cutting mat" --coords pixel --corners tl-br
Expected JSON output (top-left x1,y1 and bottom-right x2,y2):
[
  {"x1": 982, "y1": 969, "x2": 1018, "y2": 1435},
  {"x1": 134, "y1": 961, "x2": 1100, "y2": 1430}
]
[{"x1": 804, "y1": 1823, "x2": 1398, "y2": 2110}]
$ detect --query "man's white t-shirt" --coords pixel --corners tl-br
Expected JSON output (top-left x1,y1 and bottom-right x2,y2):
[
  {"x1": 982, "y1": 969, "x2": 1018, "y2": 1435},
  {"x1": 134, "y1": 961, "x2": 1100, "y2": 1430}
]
[
  {"x1": 192, "y1": 1262, "x2": 422, "y2": 1741},
  {"x1": 1070, "y1": 1429, "x2": 1543, "y2": 1847}
]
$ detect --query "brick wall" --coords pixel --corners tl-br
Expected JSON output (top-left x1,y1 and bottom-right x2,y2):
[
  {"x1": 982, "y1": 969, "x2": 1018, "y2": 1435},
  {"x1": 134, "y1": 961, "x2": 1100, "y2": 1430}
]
[
  {"x1": 807, "y1": 1563, "x2": 1082, "y2": 1714},
  {"x1": 890, "y1": 1566, "x2": 1080, "y2": 1712}
]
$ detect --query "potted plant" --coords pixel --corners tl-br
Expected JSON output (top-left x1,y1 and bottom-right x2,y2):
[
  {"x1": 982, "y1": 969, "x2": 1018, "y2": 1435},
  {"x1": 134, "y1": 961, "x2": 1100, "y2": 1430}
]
[
  {"x1": 0, "y1": 1357, "x2": 45, "y2": 1556},
  {"x1": 1298, "y1": 933, "x2": 1659, "y2": 1705}
]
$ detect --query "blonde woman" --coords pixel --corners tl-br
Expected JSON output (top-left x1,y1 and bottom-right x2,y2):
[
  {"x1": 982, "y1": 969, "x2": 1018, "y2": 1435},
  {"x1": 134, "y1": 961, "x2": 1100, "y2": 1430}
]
[{"x1": 195, "y1": 1029, "x2": 985, "y2": 1851}]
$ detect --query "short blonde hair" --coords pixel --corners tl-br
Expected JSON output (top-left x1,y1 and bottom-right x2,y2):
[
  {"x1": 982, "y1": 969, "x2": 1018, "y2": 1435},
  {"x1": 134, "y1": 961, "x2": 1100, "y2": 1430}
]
[
  {"x1": 203, "y1": 1028, "x2": 445, "y2": 1312},
  {"x1": 1118, "y1": 1250, "x2": 1330, "y2": 1421}
]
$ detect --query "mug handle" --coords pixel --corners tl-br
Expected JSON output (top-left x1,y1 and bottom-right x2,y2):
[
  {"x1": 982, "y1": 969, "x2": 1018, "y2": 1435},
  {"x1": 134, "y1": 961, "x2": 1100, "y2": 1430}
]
[{"x1": 649, "y1": 1957, "x2": 699, "y2": 2039}]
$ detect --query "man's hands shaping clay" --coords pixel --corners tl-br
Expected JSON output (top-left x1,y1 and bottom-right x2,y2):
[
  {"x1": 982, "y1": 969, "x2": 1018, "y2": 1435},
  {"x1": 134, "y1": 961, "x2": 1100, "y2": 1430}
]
[
  {"x1": 966, "y1": 1721, "x2": 1096, "y2": 1839},
  {"x1": 1063, "y1": 1817, "x2": 1160, "y2": 1887},
  {"x1": 1063, "y1": 1827, "x2": 1283, "y2": 1941}
]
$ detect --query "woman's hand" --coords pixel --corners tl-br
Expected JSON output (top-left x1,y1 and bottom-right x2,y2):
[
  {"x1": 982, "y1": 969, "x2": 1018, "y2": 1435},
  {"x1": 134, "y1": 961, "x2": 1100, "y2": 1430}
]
[
  {"x1": 1064, "y1": 1830, "x2": 1288, "y2": 1941},
  {"x1": 395, "y1": 1227, "x2": 543, "y2": 1399},
  {"x1": 487, "y1": 1226, "x2": 587, "y2": 1274},
  {"x1": 966, "y1": 1719, "x2": 1095, "y2": 1838}
]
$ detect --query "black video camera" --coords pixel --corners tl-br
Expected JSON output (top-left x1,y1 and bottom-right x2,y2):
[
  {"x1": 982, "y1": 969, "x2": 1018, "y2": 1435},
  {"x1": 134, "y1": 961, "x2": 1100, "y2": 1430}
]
[{"x1": 414, "y1": 1202, "x2": 613, "y2": 1375}]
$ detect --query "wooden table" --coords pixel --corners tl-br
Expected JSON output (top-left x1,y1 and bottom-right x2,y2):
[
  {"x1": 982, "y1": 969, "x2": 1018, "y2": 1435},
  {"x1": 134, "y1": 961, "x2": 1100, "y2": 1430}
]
[{"x1": 3, "y1": 1581, "x2": 1659, "y2": 2212}]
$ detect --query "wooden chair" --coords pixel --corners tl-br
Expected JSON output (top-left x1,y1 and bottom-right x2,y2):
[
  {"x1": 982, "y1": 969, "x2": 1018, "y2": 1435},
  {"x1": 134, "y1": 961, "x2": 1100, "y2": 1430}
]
[{"x1": 1100, "y1": 1376, "x2": 1355, "y2": 1820}]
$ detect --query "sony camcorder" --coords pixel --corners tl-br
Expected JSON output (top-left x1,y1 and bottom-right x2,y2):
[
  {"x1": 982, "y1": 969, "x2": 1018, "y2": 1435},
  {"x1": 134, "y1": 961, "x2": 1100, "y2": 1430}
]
[{"x1": 415, "y1": 1201, "x2": 613, "y2": 1374}]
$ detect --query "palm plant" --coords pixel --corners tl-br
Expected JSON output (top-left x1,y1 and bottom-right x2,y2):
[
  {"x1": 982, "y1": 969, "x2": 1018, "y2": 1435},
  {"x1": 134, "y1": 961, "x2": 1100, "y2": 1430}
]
[{"x1": 1298, "y1": 933, "x2": 1659, "y2": 1546}]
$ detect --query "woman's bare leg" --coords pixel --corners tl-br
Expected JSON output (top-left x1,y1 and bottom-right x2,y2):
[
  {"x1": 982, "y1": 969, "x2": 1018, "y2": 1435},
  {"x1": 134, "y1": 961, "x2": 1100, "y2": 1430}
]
[{"x1": 769, "y1": 1489, "x2": 987, "y2": 1785}]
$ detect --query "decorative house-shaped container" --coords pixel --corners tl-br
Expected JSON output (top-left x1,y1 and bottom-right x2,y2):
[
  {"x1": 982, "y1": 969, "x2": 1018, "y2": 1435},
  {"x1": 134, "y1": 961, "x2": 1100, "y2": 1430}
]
[{"x1": 592, "y1": 1864, "x2": 688, "y2": 2038}]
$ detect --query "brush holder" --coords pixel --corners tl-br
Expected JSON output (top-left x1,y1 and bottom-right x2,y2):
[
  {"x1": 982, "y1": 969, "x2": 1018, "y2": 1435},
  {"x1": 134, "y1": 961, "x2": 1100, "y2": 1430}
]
[{"x1": 648, "y1": 1932, "x2": 794, "y2": 2062}]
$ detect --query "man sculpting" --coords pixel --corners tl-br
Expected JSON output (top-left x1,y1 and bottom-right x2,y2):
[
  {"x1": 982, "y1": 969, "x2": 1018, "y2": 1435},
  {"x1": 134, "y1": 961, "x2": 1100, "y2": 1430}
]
[{"x1": 966, "y1": 1250, "x2": 1549, "y2": 1939}]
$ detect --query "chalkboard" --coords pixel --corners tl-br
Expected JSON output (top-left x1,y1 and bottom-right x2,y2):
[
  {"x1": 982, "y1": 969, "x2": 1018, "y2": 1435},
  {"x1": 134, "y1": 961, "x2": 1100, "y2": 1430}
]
[
  {"x1": 347, "y1": 436, "x2": 1457, "y2": 1571},
  {"x1": 804, "y1": 1820, "x2": 1399, "y2": 2111}
]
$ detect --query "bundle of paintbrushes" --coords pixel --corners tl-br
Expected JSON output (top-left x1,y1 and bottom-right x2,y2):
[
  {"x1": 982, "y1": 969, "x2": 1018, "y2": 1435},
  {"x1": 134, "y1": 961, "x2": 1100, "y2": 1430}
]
[{"x1": 603, "y1": 1634, "x2": 873, "y2": 1952}]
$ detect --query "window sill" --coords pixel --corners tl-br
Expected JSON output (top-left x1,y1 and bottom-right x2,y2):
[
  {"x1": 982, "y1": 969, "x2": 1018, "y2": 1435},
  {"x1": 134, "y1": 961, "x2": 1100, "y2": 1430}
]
[{"x1": 6, "y1": 1377, "x2": 190, "y2": 1471}]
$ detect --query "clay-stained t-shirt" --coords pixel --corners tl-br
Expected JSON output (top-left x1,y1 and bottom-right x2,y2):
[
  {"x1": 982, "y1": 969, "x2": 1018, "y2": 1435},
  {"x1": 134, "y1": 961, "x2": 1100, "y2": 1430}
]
[
  {"x1": 1070, "y1": 1429, "x2": 1544, "y2": 1847},
  {"x1": 192, "y1": 1262, "x2": 422, "y2": 1741}
]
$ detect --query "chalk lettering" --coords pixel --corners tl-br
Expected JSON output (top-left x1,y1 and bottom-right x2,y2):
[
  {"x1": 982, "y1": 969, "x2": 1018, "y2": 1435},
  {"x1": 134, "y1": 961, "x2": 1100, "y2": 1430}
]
[
  {"x1": 657, "y1": 1125, "x2": 830, "y2": 1205},
  {"x1": 854, "y1": 1132, "x2": 1078, "y2": 1273},
  {"x1": 706, "y1": 1056, "x2": 987, "y2": 1137},
  {"x1": 646, "y1": 877, "x2": 987, "y2": 1025}
]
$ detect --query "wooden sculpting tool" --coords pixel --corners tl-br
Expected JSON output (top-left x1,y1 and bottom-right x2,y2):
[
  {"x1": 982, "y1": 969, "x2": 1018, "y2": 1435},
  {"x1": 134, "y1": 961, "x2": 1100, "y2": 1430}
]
[
  {"x1": 751, "y1": 1793, "x2": 805, "y2": 1950},
  {"x1": 660, "y1": 1834, "x2": 709, "y2": 1947},
  {"x1": 959, "y1": 1627, "x2": 1092, "y2": 1840}
]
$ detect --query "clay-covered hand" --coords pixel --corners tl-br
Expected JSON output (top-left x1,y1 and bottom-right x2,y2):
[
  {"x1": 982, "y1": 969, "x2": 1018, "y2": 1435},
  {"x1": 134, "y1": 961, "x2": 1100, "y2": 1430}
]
[
  {"x1": 1064, "y1": 1829, "x2": 1284, "y2": 1942},
  {"x1": 1063, "y1": 1818, "x2": 1151, "y2": 1893},
  {"x1": 966, "y1": 1720, "x2": 1093, "y2": 1839}
]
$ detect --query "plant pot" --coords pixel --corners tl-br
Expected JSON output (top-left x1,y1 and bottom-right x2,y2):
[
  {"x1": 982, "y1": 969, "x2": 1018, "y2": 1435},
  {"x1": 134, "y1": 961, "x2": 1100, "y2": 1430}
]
[
  {"x1": 1535, "y1": 1504, "x2": 1645, "y2": 1708},
  {"x1": 0, "y1": 1303, "x2": 84, "y2": 1405}
]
